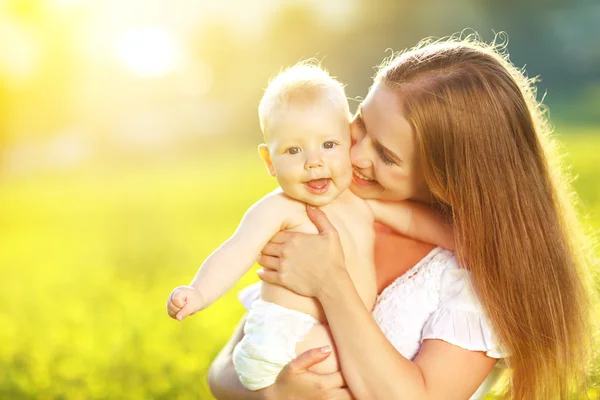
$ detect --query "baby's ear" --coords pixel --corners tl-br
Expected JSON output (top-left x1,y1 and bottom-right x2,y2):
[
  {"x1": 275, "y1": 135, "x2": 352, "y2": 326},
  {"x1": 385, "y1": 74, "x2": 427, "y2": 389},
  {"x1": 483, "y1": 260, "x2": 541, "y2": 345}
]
[{"x1": 258, "y1": 144, "x2": 276, "y2": 177}]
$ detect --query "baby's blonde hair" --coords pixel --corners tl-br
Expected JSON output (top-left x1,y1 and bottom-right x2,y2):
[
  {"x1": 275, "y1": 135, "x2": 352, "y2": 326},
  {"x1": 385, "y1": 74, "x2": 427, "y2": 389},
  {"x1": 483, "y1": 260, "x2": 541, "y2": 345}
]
[{"x1": 258, "y1": 61, "x2": 350, "y2": 138}]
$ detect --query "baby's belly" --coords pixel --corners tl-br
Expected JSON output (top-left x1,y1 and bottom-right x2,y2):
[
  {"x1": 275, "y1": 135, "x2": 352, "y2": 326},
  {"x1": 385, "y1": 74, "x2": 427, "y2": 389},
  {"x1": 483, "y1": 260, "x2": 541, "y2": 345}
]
[
  {"x1": 260, "y1": 262, "x2": 377, "y2": 322},
  {"x1": 261, "y1": 283, "x2": 327, "y2": 323}
]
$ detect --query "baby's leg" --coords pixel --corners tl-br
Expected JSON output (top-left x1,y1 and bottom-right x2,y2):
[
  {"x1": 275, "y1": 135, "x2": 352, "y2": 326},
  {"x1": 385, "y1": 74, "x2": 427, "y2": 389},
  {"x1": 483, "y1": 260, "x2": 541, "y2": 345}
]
[{"x1": 295, "y1": 323, "x2": 340, "y2": 374}]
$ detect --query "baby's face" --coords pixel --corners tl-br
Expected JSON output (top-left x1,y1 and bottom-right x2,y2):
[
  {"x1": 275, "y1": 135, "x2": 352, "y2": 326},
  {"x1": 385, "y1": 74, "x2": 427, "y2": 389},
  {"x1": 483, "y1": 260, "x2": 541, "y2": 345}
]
[{"x1": 265, "y1": 104, "x2": 352, "y2": 206}]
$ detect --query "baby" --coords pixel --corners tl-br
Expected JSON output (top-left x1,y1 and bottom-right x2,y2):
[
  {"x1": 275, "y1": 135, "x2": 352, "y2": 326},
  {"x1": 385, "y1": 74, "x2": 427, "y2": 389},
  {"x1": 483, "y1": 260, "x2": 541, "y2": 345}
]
[{"x1": 166, "y1": 63, "x2": 452, "y2": 391}]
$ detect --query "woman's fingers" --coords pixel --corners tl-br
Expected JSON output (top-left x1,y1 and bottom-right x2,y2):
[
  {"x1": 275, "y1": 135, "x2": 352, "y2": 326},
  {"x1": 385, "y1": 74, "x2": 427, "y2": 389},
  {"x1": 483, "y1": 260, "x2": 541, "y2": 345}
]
[
  {"x1": 321, "y1": 371, "x2": 346, "y2": 389},
  {"x1": 306, "y1": 204, "x2": 338, "y2": 234},
  {"x1": 256, "y1": 268, "x2": 280, "y2": 285},
  {"x1": 330, "y1": 388, "x2": 355, "y2": 400},
  {"x1": 257, "y1": 254, "x2": 280, "y2": 270},
  {"x1": 287, "y1": 346, "x2": 333, "y2": 373},
  {"x1": 270, "y1": 230, "x2": 293, "y2": 244},
  {"x1": 261, "y1": 242, "x2": 283, "y2": 257}
]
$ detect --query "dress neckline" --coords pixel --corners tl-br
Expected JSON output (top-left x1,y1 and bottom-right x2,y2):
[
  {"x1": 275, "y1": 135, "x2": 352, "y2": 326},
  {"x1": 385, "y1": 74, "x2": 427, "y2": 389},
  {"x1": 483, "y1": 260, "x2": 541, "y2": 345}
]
[{"x1": 377, "y1": 246, "x2": 442, "y2": 300}]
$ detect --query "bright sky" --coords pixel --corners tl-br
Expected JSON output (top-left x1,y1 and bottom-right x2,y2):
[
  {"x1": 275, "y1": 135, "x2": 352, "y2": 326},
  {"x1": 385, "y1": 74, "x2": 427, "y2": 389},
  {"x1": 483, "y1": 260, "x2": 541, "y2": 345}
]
[{"x1": 0, "y1": 0, "x2": 359, "y2": 82}]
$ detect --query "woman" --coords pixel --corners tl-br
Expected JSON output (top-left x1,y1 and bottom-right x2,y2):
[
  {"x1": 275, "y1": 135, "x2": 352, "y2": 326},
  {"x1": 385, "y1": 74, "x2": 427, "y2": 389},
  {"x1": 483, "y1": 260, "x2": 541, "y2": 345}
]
[{"x1": 208, "y1": 36, "x2": 593, "y2": 399}]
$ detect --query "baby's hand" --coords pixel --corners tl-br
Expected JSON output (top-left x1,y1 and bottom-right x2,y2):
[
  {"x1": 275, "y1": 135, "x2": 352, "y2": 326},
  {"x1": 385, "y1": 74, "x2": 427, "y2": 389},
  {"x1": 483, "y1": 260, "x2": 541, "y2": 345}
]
[{"x1": 166, "y1": 286, "x2": 205, "y2": 321}]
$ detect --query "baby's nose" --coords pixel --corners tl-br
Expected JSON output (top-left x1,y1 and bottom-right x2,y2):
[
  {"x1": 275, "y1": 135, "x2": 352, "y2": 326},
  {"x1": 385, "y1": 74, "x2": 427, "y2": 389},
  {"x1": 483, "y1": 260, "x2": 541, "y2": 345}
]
[{"x1": 305, "y1": 158, "x2": 324, "y2": 170}]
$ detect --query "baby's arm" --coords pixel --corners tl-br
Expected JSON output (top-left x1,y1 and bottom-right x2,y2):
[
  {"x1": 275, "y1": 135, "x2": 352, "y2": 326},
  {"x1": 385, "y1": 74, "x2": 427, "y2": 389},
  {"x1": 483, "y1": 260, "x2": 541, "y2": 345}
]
[
  {"x1": 167, "y1": 193, "x2": 291, "y2": 320},
  {"x1": 367, "y1": 200, "x2": 455, "y2": 250}
]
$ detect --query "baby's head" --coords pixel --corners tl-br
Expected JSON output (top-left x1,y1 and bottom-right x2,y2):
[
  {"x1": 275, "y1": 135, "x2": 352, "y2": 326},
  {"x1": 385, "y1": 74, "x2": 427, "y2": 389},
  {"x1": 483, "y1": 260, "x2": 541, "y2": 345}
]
[{"x1": 258, "y1": 62, "x2": 352, "y2": 207}]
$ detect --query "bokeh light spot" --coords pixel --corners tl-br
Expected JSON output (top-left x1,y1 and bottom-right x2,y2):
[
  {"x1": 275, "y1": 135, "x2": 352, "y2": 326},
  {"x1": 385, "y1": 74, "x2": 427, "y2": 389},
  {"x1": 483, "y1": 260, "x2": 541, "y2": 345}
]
[{"x1": 115, "y1": 26, "x2": 182, "y2": 78}]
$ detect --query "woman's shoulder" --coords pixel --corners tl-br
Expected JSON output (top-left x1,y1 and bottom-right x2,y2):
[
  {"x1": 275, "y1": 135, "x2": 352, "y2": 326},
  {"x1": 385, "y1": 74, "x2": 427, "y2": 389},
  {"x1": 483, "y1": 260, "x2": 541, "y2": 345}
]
[
  {"x1": 415, "y1": 247, "x2": 464, "y2": 288},
  {"x1": 424, "y1": 248, "x2": 477, "y2": 287},
  {"x1": 429, "y1": 247, "x2": 459, "y2": 265},
  {"x1": 426, "y1": 249, "x2": 482, "y2": 308},
  {"x1": 422, "y1": 249, "x2": 509, "y2": 359},
  {"x1": 379, "y1": 247, "x2": 481, "y2": 315},
  {"x1": 376, "y1": 246, "x2": 457, "y2": 304}
]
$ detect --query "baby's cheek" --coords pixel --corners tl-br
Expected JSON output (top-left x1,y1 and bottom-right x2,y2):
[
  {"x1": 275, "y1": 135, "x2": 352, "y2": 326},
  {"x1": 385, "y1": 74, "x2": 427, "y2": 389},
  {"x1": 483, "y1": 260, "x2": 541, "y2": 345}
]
[
  {"x1": 273, "y1": 162, "x2": 294, "y2": 177},
  {"x1": 332, "y1": 159, "x2": 353, "y2": 188},
  {"x1": 330, "y1": 155, "x2": 351, "y2": 174}
]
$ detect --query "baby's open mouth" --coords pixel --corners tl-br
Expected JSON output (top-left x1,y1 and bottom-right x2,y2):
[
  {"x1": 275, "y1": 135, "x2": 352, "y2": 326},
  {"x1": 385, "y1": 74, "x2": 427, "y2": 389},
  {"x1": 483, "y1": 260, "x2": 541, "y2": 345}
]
[{"x1": 305, "y1": 178, "x2": 331, "y2": 194}]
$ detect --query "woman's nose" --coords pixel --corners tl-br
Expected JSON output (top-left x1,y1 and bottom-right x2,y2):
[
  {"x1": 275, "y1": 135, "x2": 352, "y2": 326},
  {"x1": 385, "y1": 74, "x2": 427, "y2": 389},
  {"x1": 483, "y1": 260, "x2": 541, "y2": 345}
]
[{"x1": 350, "y1": 136, "x2": 372, "y2": 169}]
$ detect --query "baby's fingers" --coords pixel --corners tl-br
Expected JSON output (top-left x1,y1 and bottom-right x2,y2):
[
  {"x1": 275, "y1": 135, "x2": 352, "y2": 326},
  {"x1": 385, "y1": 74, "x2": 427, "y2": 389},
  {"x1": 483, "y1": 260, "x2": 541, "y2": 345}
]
[
  {"x1": 175, "y1": 301, "x2": 196, "y2": 321},
  {"x1": 171, "y1": 288, "x2": 188, "y2": 308},
  {"x1": 167, "y1": 299, "x2": 183, "y2": 319}
]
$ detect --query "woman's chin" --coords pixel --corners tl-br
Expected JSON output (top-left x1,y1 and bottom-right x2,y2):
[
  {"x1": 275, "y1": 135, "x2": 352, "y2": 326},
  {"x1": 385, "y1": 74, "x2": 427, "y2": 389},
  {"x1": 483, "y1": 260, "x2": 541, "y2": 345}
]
[{"x1": 349, "y1": 180, "x2": 381, "y2": 199}]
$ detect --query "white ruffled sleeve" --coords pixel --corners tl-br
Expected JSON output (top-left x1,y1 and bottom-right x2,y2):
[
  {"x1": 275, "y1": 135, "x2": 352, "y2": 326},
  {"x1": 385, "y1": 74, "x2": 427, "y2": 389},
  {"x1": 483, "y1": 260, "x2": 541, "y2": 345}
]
[
  {"x1": 422, "y1": 265, "x2": 508, "y2": 359},
  {"x1": 238, "y1": 282, "x2": 261, "y2": 310}
]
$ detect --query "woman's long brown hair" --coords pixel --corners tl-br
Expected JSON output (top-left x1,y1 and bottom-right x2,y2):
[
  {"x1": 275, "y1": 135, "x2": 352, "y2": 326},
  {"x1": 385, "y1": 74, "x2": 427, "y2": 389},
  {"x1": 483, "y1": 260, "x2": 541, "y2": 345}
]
[{"x1": 377, "y1": 34, "x2": 596, "y2": 399}]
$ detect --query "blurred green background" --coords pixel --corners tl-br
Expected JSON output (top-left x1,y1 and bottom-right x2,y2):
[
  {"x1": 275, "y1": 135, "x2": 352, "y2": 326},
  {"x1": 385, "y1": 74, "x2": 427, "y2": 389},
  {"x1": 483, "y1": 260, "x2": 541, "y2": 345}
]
[{"x1": 0, "y1": 0, "x2": 598, "y2": 398}]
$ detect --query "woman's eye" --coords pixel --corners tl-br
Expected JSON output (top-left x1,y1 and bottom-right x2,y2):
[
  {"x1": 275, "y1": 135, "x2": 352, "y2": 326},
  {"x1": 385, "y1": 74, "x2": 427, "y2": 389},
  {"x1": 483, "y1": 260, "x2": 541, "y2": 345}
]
[
  {"x1": 323, "y1": 141, "x2": 336, "y2": 149},
  {"x1": 381, "y1": 156, "x2": 396, "y2": 166},
  {"x1": 376, "y1": 146, "x2": 397, "y2": 166},
  {"x1": 287, "y1": 147, "x2": 300, "y2": 155}
]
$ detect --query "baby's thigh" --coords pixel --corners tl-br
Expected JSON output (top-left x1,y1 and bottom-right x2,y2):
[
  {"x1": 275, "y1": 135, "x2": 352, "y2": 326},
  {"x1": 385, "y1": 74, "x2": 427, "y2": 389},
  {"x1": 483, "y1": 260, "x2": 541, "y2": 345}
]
[{"x1": 295, "y1": 323, "x2": 339, "y2": 374}]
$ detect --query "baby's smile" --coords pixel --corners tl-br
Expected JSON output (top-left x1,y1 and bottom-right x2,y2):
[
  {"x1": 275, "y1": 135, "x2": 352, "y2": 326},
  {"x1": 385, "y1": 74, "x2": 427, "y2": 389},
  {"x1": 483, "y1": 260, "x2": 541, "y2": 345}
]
[{"x1": 304, "y1": 178, "x2": 331, "y2": 194}]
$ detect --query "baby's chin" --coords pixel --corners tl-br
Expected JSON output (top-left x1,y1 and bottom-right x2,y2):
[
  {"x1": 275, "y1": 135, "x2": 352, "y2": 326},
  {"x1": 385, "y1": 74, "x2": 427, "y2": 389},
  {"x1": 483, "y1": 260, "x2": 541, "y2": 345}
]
[
  {"x1": 296, "y1": 189, "x2": 343, "y2": 207},
  {"x1": 281, "y1": 178, "x2": 352, "y2": 207},
  {"x1": 304, "y1": 197, "x2": 335, "y2": 207}
]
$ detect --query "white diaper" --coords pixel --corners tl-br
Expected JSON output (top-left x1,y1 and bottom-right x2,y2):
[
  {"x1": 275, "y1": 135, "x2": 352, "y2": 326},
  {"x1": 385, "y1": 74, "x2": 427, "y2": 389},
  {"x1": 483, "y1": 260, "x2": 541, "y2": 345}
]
[{"x1": 232, "y1": 299, "x2": 319, "y2": 390}]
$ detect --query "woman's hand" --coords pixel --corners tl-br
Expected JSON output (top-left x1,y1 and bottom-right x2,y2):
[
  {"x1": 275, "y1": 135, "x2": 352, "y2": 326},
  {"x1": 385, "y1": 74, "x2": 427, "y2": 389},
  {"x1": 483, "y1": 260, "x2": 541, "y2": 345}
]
[
  {"x1": 264, "y1": 347, "x2": 354, "y2": 400},
  {"x1": 208, "y1": 315, "x2": 353, "y2": 400},
  {"x1": 257, "y1": 205, "x2": 347, "y2": 299}
]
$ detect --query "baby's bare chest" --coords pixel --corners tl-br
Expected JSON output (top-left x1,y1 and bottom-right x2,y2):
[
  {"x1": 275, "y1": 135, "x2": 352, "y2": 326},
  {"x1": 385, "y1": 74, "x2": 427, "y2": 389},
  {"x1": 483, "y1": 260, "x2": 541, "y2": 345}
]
[
  {"x1": 287, "y1": 202, "x2": 377, "y2": 305},
  {"x1": 289, "y1": 204, "x2": 373, "y2": 258}
]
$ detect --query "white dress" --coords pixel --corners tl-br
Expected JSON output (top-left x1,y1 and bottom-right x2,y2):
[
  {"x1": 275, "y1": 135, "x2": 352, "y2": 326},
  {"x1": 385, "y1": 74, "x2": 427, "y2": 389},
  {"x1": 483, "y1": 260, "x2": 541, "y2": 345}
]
[{"x1": 240, "y1": 247, "x2": 507, "y2": 399}]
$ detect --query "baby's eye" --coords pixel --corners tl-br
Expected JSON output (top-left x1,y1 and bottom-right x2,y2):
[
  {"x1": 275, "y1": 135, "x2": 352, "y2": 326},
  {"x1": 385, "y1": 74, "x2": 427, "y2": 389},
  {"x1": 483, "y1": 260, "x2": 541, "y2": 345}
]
[
  {"x1": 287, "y1": 147, "x2": 300, "y2": 155},
  {"x1": 323, "y1": 141, "x2": 336, "y2": 149}
]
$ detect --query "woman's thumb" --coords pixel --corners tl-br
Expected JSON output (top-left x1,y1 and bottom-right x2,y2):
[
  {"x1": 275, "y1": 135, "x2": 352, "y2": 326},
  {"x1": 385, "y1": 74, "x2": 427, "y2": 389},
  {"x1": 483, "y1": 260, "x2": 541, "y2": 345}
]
[
  {"x1": 306, "y1": 205, "x2": 336, "y2": 234},
  {"x1": 288, "y1": 346, "x2": 332, "y2": 373}
]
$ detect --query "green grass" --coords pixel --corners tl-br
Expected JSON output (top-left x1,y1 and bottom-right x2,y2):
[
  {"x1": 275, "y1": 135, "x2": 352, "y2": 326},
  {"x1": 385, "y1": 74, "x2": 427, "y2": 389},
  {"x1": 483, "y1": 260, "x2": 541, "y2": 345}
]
[{"x1": 0, "y1": 132, "x2": 598, "y2": 399}]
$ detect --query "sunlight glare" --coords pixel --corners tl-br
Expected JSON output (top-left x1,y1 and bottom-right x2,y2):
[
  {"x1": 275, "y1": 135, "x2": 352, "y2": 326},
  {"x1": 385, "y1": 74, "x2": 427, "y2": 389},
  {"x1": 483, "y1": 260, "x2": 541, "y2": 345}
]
[
  {"x1": 49, "y1": 0, "x2": 86, "y2": 5},
  {"x1": 0, "y1": 19, "x2": 40, "y2": 88},
  {"x1": 115, "y1": 27, "x2": 182, "y2": 78}
]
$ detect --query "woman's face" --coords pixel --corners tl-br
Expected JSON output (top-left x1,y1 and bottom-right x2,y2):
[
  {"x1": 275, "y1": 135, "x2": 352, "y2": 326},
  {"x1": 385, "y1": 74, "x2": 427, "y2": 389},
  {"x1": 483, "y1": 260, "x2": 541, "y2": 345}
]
[{"x1": 349, "y1": 81, "x2": 430, "y2": 202}]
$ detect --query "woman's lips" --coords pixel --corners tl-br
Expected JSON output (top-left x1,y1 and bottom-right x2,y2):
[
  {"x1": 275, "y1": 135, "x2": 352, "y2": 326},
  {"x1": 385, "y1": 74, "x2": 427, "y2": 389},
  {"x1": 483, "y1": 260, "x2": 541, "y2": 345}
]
[
  {"x1": 305, "y1": 178, "x2": 331, "y2": 194},
  {"x1": 352, "y1": 170, "x2": 377, "y2": 186}
]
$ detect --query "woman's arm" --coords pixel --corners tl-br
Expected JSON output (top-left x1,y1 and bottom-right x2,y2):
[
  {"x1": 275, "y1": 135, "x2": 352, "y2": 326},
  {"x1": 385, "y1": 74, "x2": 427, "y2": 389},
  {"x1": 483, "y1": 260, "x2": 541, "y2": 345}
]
[
  {"x1": 207, "y1": 314, "x2": 355, "y2": 400},
  {"x1": 207, "y1": 315, "x2": 267, "y2": 400},
  {"x1": 367, "y1": 200, "x2": 454, "y2": 250},
  {"x1": 318, "y1": 271, "x2": 497, "y2": 400},
  {"x1": 258, "y1": 206, "x2": 496, "y2": 400}
]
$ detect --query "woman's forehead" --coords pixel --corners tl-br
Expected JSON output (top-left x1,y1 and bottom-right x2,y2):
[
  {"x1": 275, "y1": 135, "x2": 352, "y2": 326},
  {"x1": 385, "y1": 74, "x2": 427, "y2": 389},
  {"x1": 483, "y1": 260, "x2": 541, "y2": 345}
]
[{"x1": 361, "y1": 82, "x2": 414, "y2": 160}]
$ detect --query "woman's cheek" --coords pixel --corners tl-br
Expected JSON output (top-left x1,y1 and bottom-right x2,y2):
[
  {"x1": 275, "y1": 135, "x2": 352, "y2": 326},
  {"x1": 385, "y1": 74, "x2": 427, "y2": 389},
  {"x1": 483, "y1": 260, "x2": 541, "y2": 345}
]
[
  {"x1": 380, "y1": 166, "x2": 410, "y2": 196},
  {"x1": 349, "y1": 140, "x2": 369, "y2": 167}
]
